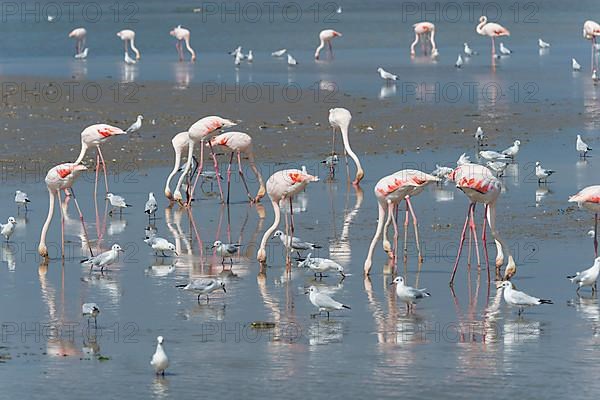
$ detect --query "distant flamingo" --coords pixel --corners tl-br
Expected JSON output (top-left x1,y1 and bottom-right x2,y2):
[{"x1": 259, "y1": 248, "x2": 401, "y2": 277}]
[
  {"x1": 448, "y1": 163, "x2": 517, "y2": 284},
  {"x1": 257, "y1": 169, "x2": 319, "y2": 265},
  {"x1": 68, "y1": 27, "x2": 87, "y2": 55},
  {"x1": 74, "y1": 124, "x2": 126, "y2": 195},
  {"x1": 208, "y1": 132, "x2": 266, "y2": 204},
  {"x1": 476, "y1": 16, "x2": 510, "y2": 58},
  {"x1": 169, "y1": 25, "x2": 196, "y2": 61},
  {"x1": 328, "y1": 108, "x2": 364, "y2": 185},
  {"x1": 569, "y1": 185, "x2": 600, "y2": 257},
  {"x1": 410, "y1": 22, "x2": 436, "y2": 56},
  {"x1": 363, "y1": 170, "x2": 439, "y2": 275},
  {"x1": 314, "y1": 29, "x2": 342, "y2": 60},
  {"x1": 174, "y1": 116, "x2": 237, "y2": 205},
  {"x1": 117, "y1": 29, "x2": 140, "y2": 60},
  {"x1": 164, "y1": 131, "x2": 191, "y2": 200},
  {"x1": 584, "y1": 21, "x2": 600, "y2": 71},
  {"x1": 38, "y1": 163, "x2": 90, "y2": 259}
]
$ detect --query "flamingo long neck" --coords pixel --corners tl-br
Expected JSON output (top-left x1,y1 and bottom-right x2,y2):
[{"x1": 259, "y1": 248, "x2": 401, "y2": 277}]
[
  {"x1": 173, "y1": 141, "x2": 195, "y2": 198},
  {"x1": 38, "y1": 188, "x2": 55, "y2": 256},
  {"x1": 74, "y1": 142, "x2": 89, "y2": 165},
  {"x1": 184, "y1": 37, "x2": 196, "y2": 60},
  {"x1": 246, "y1": 148, "x2": 266, "y2": 200},
  {"x1": 315, "y1": 40, "x2": 325, "y2": 58},
  {"x1": 476, "y1": 17, "x2": 487, "y2": 34},
  {"x1": 340, "y1": 124, "x2": 364, "y2": 184},
  {"x1": 165, "y1": 145, "x2": 182, "y2": 198},
  {"x1": 410, "y1": 33, "x2": 419, "y2": 53},
  {"x1": 429, "y1": 29, "x2": 436, "y2": 50},
  {"x1": 130, "y1": 37, "x2": 140, "y2": 59},
  {"x1": 363, "y1": 200, "x2": 386, "y2": 274},
  {"x1": 486, "y1": 202, "x2": 513, "y2": 266},
  {"x1": 257, "y1": 199, "x2": 281, "y2": 262}
]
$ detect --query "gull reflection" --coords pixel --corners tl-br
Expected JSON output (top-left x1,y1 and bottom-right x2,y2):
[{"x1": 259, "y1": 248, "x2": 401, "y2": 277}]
[
  {"x1": 379, "y1": 84, "x2": 397, "y2": 99},
  {"x1": 308, "y1": 319, "x2": 344, "y2": 345},
  {"x1": 569, "y1": 294, "x2": 600, "y2": 337},
  {"x1": 69, "y1": 59, "x2": 88, "y2": 79},
  {"x1": 433, "y1": 186, "x2": 454, "y2": 202},
  {"x1": 120, "y1": 63, "x2": 138, "y2": 83},
  {"x1": 1, "y1": 243, "x2": 16, "y2": 271},
  {"x1": 535, "y1": 187, "x2": 551, "y2": 206},
  {"x1": 151, "y1": 376, "x2": 170, "y2": 399},
  {"x1": 173, "y1": 62, "x2": 193, "y2": 90},
  {"x1": 108, "y1": 218, "x2": 127, "y2": 236}
]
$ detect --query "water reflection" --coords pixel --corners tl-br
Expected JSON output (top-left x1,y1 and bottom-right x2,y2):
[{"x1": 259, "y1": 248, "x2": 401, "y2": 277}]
[
  {"x1": 173, "y1": 62, "x2": 193, "y2": 90},
  {"x1": 120, "y1": 64, "x2": 138, "y2": 83},
  {"x1": 379, "y1": 84, "x2": 397, "y2": 100},
  {"x1": 1, "y1": 243, "x2": 16, "y2": 271},
  {"x1": 329, "y1": 185, "x2": 363, "y2": 267}
]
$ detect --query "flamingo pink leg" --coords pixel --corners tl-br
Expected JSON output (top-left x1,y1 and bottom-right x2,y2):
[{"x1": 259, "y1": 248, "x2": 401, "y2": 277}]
[
  {"x1": 237, "y1": 152, "x2": 253, "y2": 202},
  {"x1": 328, "y1": 40, "x2": 333, "y2": 58},
  {"x1": 595, "y1": 213, "x2": 598, "y2": 257},
  {"x1": 57, "y1": 190, "x2": 65, "y2": 259},
  {"x1": 450, "y1": 203, "x2": 473, "y2": 284},
  {"x1": 188, "y1": 140, "x2": 205, "y2": 206},
  {"x1": 482, "y1": 205, "x2": 491, "y2": 280},
  {"x1": 289, "y1": 197, "x2": 295, "y2": 236},
  {"x1": 226, "y1": 152, "x2": 234, "y2": 204},
  {"x1": 208, "y1": 141, "x2": 225, "y2": 202},
  {"x1": 97, "y1": 147, "x2": 109, "y2": 194},
  {"x1": 403, "y1": 202, "x2": 409, "y2": 262},
  {"x1": 94, "y1": 153, "x2": 100, "y2": 199},
  {"x1": 469, "y1": 202, "x2": 481, "y2": 268},
  {"x1": 389, "y1": 202, "x2": 398, "y2": 264},
  {"x1": 68, "y1": 188, "x2": 94, "y2": 257},
  {"x1": 405, "y1": 195, "x2": 423, "y2": 263}
]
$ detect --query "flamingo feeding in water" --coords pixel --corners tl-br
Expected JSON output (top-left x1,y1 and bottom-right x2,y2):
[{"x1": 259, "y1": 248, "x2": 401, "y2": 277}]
[
  {"x1": 476, "y1": 16, "x2": 510, "y2": 58},
  {"x1": 328, "y1": 108, "x2": 364, "y2": 185},
  {"x1": 410, "y1": 22, "x2": 437, "y2": 56},
  {"x1": 363, "y1": 170, "x2": 439, "y2": 275},
  {"x1": 173, "y1": 116, "x2": 237, "y2": 205},
  {"x1": 583, "y1": 20, "x2": 600, "y2": 71},
  {"x1": 68, "y1": 27, "x2": 87, "y2": 56},
  {"x1": 257, "y1": 169, "x2": 319, "y2": 266},
  {"x1": 169, "y1": 25, "x2": 196, "y2": 61},
  {"x1": 314, "y1": 29, "x2": 342, "y2": 60},
  {"x1": 208, "y1": 132, "x2": 266, "y2": 204},
  {"x1": 164, "y1": 131, "x2": 191, "y2": 200},
  {"x1": 448, "y1": 163, "x2": 517, "y2": 284},
  {"x1": 569, "y1": 185, "x2": 600, "y2": 257},
  {"x1": 117, "y1": 29, "x2": 140, "y2": 60}
]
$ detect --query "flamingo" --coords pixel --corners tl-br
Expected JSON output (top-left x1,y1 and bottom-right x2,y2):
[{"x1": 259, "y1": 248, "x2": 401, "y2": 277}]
[
  {"x1": 208, "y1": 132, "x2": 266, "y2": 204},
  {"x1": 116, "y1": 29, "x2": 140, "y2": 60},
  {"x1": 328, "y1": 108, "x2": 364, "y2": 185},
  {"x1": 173, "y1": 116, "x2": 237, "y2": 205},
  {"x1": 448, "y1": 163, "x2": 517, "y2": 284},
  {"x1": 314, "y1": 29, "x2": 342, "y2": 60},
  {"x1": 569, "y1": 185, "x2": 600, "y2": 257},
  {"x1": 68, "y1": 27, "x2": 87, "y2": 55},
  {"x1": 38, "y1": 163, "x2": 91, "y2": 259},
  {"x1": 476, "y1": 16, "x2": 510, "y2": 58},
  {"x1": 584, "y1": 21, "x2": 600, "y2": 71},
  {"x1": 256, "y1": 169, "x2": 319, "y2": 265},
  {"x1": 164, "y1": 131, "x2": 191, "y2": 200},
  {"x1": 410, "y1": 22, "x2": 436, "y2": 56},
  {"x1": 74, "y1": 124, "x2": 126, "y2": 195},
  {"x1": 169, "y1": 25, "x2": 196, "y2": 62},
  {"x1": 363, "y1": 170, "x2": 439, "y2": 274}
]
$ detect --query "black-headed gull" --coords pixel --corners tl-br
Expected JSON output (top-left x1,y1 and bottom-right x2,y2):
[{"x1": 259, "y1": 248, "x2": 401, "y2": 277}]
[
  {"x1": 475, "y1": 126, "x2": 485, "y2": 144},
  {"x1": 150, "y1": 336, "x2": 169, "y2": 375},
  {"x1": 106, "y1": 193, "x2": 131, "y2": 216},
  {"x1": 82, "y1": 303, "x2": 100, "y2": 327},
  {"x1": 455, "y1": 54, "x2": 463, "y2": 68},
  {"x1": 305, "y1": 285, "x2": 350, "y2": 319},
  {"x1": 479, "y1": 150, "x2": 511, "y2": 162},
  {"x1": 126, "y1": 115, "x2": 143, "y2": 134},
  {"x1": 177, "y1": 278, "x2": 226, "y2": 302},
  {"x1": 501, "y1": 140, "x2": 521, "y2": 158},
  {"x1": 573, "y1": 58, "x2": 582, "y2": 71},
  {"x1": 14, "y1": 191, "x2": 30, "y2": 212},
  {"x1": 576, "y1": 134, "x2": 592, "y2": 157},
  {"x1": 81, "y1": 243, "x2": 124, "y2": 272},
  {"x1": 287, "y1": 53, "x2": 298, "y2": 66},
  {"x1": 499, "y1": 42, "x2": 512, "y2": 55},
  {"x1": 377, "y1": 67, "x2": 398, "y2": 81},
  {"x1": 144, "y1": 237, "x2": 177, "y2": 257},
  {"x1": 298, "y1": 253, "x2": 345, "y2": 278},
  {"x1": 392, "y1": 276, "x2": 430, "y2": 312},
  {"x1": 271, "y1": 49, "x2": 287, "y2": 57},
  {"x1": 567, "y1": 257, "x2": 600, "y2": 293},
  {"x1": 463, "y1": 42, "x2": 478, "y2": 56},
  {"x1": 0, "y1": 217, "x2": 16, "y2": 241},
  {"x1": 144, "y1": 192, "x2": 158, "y2": 220},
  {"x1": 273, "y1": 230, "x2": 321, "y2": 257},
  {"x1": 212, "y1": 240, "x2": 240, "y2": 266},
  {"x1": 501, "y1": 281, "x2": 552, "y2": 315},
  {"x1": 538, "y1": 38, "x2": 550, "y2": 48},
  {"x1": 535, "y1": 161, "x2": 555, "y2": 184}
]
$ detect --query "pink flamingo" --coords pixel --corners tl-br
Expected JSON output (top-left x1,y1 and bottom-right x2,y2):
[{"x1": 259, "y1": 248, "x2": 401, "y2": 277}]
[
  {"x1": 38, "y1": 163, "x2": 90, "y2": 259},
  {"x1": 164, "y1": 131, "x2": 191, "y2": 200},
  {"x1": 328, "y1": 108, "x2": 364, "y2": 186},
  {"x1": 583, "y1": 21, "x2": 600, "y2": 71},
  {"x1": 208, "y1": 132, "x2": 266, "y2": 204},
  {"x1": 569, "y1": 185, "x2": 600, "y2": 257},
  {"x1": 410, "y1": 22, "x2": 437, "y2": 56},
  {"x1": 169, "y1": 25, "x2": 196, "y2": 62},
  {"x1": 363, "y1": 170, "x2": 439, "y2": 275},
  {"x1": 476, "y1": 16, "x2": 510, "y2": 58},
  {"x1": 314, "y1": 29, "x2": 342, "y2": 60},
  {"x1": 448, "y1": 163, "x2": 517, "y2": 285},
  {"x1": 257, "y1": 169, "x2": 319, "y2": 265},
  {"x1": 117, "y1": 29, "x2": 140, "y2": 60},
  {"x1": 68, "y1": 27, "x2": 87, "y2": 55},
  {"x1": 74, "y1": 124, "x2": 126, "y2": 194},
  {"x1": 174, "y1": 116, "x2": 237, "y2": 205}
]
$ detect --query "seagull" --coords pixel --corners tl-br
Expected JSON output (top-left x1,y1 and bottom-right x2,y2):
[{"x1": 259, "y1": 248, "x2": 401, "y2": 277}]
[
  {"x1": 212, "y1": 240, "x2": 240, "y2": 266},
  {"x1": 538, "y1": 38, "x2": 550, "y2": 48},
  {"x1": 501, "y1": 140, "x2": 521, "y2": 158},
  {"x1": 336, "y1": 6, "x2": 342, "y2": 13},
  {"x1": 567, "y1": 257, "x2": 600, "y2": 293},
  {"x1": 287, "y1": 53, "x2": 298, "y2": 66},
  {"x1": 431, "y1": 164, "x2": 453, "y2": 180},
  {"x1": 247, "y1": 50, "x2": 253, "y2": 62},
  {"x1": 0, "y1": 217, "x2": 16, "y2": 242},
  {"x1": 479, "y1": 150, "x2": 511, "y2": 162},
  {"x1": 74, "y1": 48, "x2": 88, "y2": 59},
  {"x1": 577, "y1": 134, "x2": 592, "y2": 157},
  {"x1": 321, "y1": 155, "x2": 339, "y2": 167},
  {"x1": 501, "y1": 281, "x2": 552, "y2": 315},
  {"x1": 271, "y1": 49, "x2": 287, "y2": 57},
  {"x1": 298, "y1": 253, "x2": 345, "y2": 278},
  {"x1": 106, "y1": 193, "x2": 131, "y2": 216},
  {"x1": 391, "y1": 276, "x2": 431, "y2": 313},
  {"x1": 573, "y1": 58, "x2": 582, "y2": 71},
  {"x1": 457, "y1": 152, "x2": 471, "y2": 166},
  {"x1": 199, "y1": 170, "x2": 223, "y2": 192},
  {"x1": 474, "y1": 126, "x2": 485, "y2": 145},
  {"x1": 81, "y1": 244, "x2": 124, "y2": 272},
  {"x1": 14, "y1": 190, "x2": 30, "y2": 212},
  {"x1": 126, "y1": 115, "x2": 143, "y2": 134},
  {"x1": 499, "y1": 42, "x2": 512, "y2": 55},
  {"x1": 124, "y1": 51, "x2": 136, "y2": 64},
  {"x1": 150, "y1": 336, "x2": 169, "y2": 376},
  {"x1": 144, "y1": 192, "x2": 158, "y2": 221},
  {"x1": 82, "y1": 303, "x2": 100, "y2": 327},
  {"x1": 463, "y1": 43, "x2": 478, "y2": 56},
  {"x1": 455, "y1": 54, "x2": 464, "y2": 68},
  {"x1": 47, "y1": 15, "x2": 55, "y2": 22},
  {"x1": 273, "y1": 230, "x2": 322, "y2": 257},
  {"x1": 589, "y1": 230, "x2": 596, "y2": 238},
  {"x1": 229, "y1": 46, "x2": 242, "y2": 58},
  {"x1": 593, "y1": 69, "x2": 599, "y2": 82},
  {"x1": 305, "y1": 286, "x2": 350, "y2": 319},
  {"x1": 234, "y1": 51, "x2": 243, "y2": 66},
  {"x1": 486, "y1": 161, "x2": 508, "y2": 177},
  {"x1": 377, "y1": 67, "x2": 398, "y2": 81},
  {"x1": 535, "y1": 161, "x2": 555, "y2": 184},
  {"x1": 144, "y1": 237, "x2": 177, "y2": 257},
  {"x1": 177, "y1": 278, "x2": 226, "y2": 302}
]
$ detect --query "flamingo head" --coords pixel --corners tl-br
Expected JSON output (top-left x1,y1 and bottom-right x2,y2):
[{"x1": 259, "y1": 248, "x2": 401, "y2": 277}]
[
  {"x1": 353, "y1": 169, "x2": 364, "y2": 186},
  {"x1": 257, "y1": 248, "x2": 267, "y2": 263},
  {"x1": 38, "y1": 243, "x2": 48, "y2": 258},
  {"x1": 479, "y1": 15, "x2": 487, "y2": 23}
]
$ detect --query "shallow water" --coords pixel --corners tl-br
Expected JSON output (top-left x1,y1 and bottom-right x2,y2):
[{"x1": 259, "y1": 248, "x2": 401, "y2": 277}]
[{"x1": 0, "y1": 128, "x2": 598, "y2": 398}]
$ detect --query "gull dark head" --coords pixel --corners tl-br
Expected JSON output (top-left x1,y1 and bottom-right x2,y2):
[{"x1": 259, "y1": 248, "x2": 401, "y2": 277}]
[
  {"x1": 157, "y1": 336, "x2": 164, "y2": 344},
  {"x1": 391, "y1": 276, "x2": 404, "y2": 285},
  {"x1": 212, "y1": 240, "x2": 222, "y2": 248},
  {"x1": 112, "y1": 244, "x2": 124, "y2": 252},
  {"x1": 501, "y1": 281, "x2": 512, "y2": 289},
  {"x1": 272, "y1": 230, "x2": 283, "y2": 238},
  {"x1": 305, "y1": 285, "x2": 317, "y2": 295},
  {"x1": 8, "y1": 217, "x2": 16, "y2": 225}
]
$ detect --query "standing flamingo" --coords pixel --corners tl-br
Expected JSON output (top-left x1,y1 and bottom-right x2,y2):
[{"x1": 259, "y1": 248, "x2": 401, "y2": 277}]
[
  {"x1": 410, "y1": 22, "x2": 437, "y2": 56},
  {"x1": 117, "y1": 29, "x2": 140, "y2": 60},
  {"x1": 257, "y1": 169, "x2": 319, "y2": 265},
  {"x1": 208, "y1": 132, "x2": 266, "y2": 204},
  {"x1": 328, "y1": 108, "x2": 364, "y2": 185},
  {"x1": 173, "y1": 116, "x2": 237, "y2": 205},
  {"x1": 569, "y1": 185, "x2": 600, "y2": 257},
  {"x1": 68, "y1": 27, "x2": 87, "y2": 56},
  {"x1": 38, "y1": 163, "x2": 90, "y2": 259},
  {"x1": 476, "y1": 16, "x2": 510, "y2": 58},
  {"x1": 164, "y1": 131, "x2": 191, "y2": 200},
  {"x1": 169, "y1": 25, "x2": 196, "y2": 62},
  {"x1": 314, "y1": 29, "x2": 342, "y2": 60},
  {"x1": 584, "y1": 21, "x2": 600, "y2": 71},
  {"x1": 74, "y1": 124, "x2": 126, "y2": 194},
  {"x1": 363, "y1": 170, "x2": 439, "y2": 275},
  {"x1": 448, "y1": 163, "x2": 517, "y2": 284}
]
